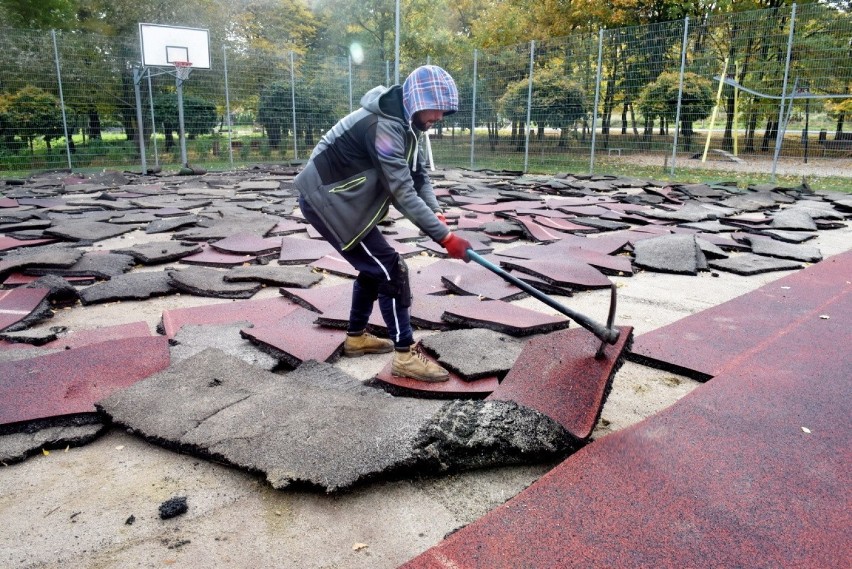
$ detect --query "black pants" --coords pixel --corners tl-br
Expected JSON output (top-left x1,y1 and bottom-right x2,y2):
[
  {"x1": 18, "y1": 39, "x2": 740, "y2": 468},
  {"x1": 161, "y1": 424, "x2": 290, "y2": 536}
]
[{"x1": 299, "y1": 197, "x2": 413, "y2": 348}]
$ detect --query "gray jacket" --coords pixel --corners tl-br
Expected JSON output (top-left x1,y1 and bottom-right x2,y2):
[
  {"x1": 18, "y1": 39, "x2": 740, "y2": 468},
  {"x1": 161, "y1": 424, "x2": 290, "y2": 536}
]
[{"x1": 294, "y1": 85, "x2": 448, "y2": 251}]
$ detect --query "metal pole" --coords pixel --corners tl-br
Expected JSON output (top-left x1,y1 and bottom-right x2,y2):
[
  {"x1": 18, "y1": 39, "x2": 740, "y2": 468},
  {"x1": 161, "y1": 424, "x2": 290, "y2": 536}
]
[
  {"x1": 146, "y1": 69, "x2": 159, "y2": 167},
  {"x1": 772, "y1": 3, "x2": 797, "y2": 181},
  {"x1": 590, "y1": 29, "x2": 604, "y2": 174},
  {"x1": 223, "y1": 45, "x2": 234, "y2": 169},
  {"x1": 290, "y1": 51, "x2": 298, "y2": 160},
  {"x1": 803, "y1": 87, "x2": 810, "y2": 164},
  {"x1": 702, "y1": 58, "x2": 727, "y2": 162},
  {"x1": 348, "y1": 55, "x2": 353, "y2": 113},
  {"x1": 176, "y1": 71, "x2": 189, "y2": 168},
  {"x1": 132, "y1": 67, "x2": 147, "y2": 174},
  {"x1": 670, "y1": 17, "x2": 690, "y2": 176},
  {"x1": 51, "y1": 30, "x2": 72, "y2": 170},
  {"x1": 733, "y1": 61, "x2": 740, "y2": 157},
  {"x1": 470, "y1": 49, "x2": 478, "y2": 170},
  {"x1": 523, "y1": 40, "x2": 535, "y2": 173},
  {"x1": 394, "y1": 0, "x2": 400, "y2": 84},
  {"x1": 386, "y1": 60, "x2": 390, "y2": 85}
]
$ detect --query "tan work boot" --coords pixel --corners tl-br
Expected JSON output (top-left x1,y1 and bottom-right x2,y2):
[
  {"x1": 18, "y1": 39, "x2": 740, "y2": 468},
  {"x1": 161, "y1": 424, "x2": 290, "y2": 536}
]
[
  {"x1": 343, "y1": 332, "x2": 393, "y2": 357},
  {"x1": 392, "y1": 345, "x2": 450, "y2": 383}
]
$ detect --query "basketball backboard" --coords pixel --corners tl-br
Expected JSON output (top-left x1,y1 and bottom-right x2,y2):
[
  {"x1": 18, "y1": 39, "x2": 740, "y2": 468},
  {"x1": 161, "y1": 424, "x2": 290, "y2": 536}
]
[{"x1": 139, "y1": 23, "x2": 211, "y2": 69}]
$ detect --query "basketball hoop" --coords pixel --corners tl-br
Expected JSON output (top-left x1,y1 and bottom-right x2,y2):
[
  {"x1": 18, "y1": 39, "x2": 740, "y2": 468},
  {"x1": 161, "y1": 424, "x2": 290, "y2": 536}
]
[{"x1": 173, "y1": 60, "x2": 193, "y2": 81}]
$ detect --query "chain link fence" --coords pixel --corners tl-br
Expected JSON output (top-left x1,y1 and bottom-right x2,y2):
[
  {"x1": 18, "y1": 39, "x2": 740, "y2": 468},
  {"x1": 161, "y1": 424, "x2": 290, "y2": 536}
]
[{"x1": 0, "y1": 3, "x2": 849, "y2": 181}]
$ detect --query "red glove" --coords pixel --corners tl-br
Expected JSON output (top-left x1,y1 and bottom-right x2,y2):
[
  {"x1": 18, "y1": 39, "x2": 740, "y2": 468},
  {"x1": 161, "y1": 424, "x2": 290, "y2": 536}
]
[
  {"x1": 436, "y1": 211, "x2": 447, "y2": 226},
  {"x1": 440, "y1": 232, "x2": 472, "y2": 262}
]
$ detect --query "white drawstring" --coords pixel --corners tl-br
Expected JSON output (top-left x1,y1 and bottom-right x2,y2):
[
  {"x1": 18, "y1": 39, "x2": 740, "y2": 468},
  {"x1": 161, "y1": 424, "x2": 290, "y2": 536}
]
[{"x1": 409, "y1": 121, "x2": 419, "y2": 172}]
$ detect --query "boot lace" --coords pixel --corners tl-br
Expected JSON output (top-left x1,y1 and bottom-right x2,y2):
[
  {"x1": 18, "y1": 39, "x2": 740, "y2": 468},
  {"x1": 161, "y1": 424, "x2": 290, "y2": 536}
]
[{"x1": 411, "y1": 344, "x2": 432, "y2": 365}]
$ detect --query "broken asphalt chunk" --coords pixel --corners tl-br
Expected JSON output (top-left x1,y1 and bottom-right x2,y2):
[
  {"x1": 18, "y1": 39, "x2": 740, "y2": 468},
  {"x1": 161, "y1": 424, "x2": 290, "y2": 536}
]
[
  {"x1": 441, "y1": 299, "x2": 571, "y2": 336},
  {"x1": 708, "y1": 253, "x2": 803, "y2": 276},
  {"x1": 632, "y1": 234, "x2": 707, "y2": 275},
  {"x1": 78, "y1": 271, "x2": 176, "y2": 305},
  {"x1": 98, "y1": 350, "x2": 574, "y2": 492},
  {"x1": 420, "y1": 328, "x2": 527, "y2": 381},
  {"x1": 168, "y1": 267, "x2": 262, "y2": 299},
  {"x1": 115, "y1": 241, "x2": 202, "y2": 264}
]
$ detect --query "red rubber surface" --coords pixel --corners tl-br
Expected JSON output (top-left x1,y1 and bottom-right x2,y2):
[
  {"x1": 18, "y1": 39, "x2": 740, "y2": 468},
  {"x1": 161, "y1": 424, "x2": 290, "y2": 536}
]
[
  {"x1": 487, "y1": 326, "x2": 633, "y2": 441},
  {"x1": 401, "y1": 252, "x2": 851, "y2": 569}
]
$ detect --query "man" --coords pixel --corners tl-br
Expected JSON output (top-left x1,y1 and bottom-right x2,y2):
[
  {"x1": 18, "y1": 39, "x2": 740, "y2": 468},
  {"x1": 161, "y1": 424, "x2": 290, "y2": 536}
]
[{"x1": 295, "y1": 65, "x2": 472, "y2": 383}]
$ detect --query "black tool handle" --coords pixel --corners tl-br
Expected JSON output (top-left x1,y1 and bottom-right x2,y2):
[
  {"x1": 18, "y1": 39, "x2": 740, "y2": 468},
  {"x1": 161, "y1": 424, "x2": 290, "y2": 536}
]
[{"x1": 466, "y1": 249, "x2": 620, "y2": 345}]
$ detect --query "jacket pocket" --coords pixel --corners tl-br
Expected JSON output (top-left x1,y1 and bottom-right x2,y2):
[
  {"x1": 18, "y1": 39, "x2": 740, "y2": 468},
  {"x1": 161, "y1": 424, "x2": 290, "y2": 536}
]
[{"x1": 328, "y1": 175, "x2": 367, "y2": 193}]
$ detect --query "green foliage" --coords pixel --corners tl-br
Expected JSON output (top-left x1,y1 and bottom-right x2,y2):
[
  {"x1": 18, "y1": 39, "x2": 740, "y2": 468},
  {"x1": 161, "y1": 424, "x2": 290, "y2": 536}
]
[
  {"x1": 498, "y1": 70, "x2": 587, "y2": 128},
  {"x1": 0, "y1": 85, "x2": 64, "y2": 150},
  {"x1": 637, "y1": 71, "x2": 714, "y2": 127},
  {"x1": 257, "y1": 79, "x2": 336, "y2": 149},
  {"x1": 153, "y1": 93, "x2": 218, "y2": 137},
  {"x1": 0, "y1": 0, "x2": 76, "y2": 30}
]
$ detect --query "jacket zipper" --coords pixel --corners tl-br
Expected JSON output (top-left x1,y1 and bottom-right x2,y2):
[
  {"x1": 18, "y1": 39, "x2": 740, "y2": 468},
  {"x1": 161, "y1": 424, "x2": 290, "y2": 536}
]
[{"x1": 329, "y1": 176, "x2": 367, "y2": 193}]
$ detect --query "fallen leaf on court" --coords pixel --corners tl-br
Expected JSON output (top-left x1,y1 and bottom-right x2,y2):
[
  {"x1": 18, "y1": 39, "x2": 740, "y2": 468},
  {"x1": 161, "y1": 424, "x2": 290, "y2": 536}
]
[
  {"x1": 353, "y1": 543, "x2": 368, "y2": 551},
  {"x1": 42, "y1": 448, "x2": 50, "y2": 456},
  {"x1": 819, "y1": 315, "x2": 830, "y2": 319},
  {"x1": 801, "y1": 427, "x2": 811, "y2": 434}
]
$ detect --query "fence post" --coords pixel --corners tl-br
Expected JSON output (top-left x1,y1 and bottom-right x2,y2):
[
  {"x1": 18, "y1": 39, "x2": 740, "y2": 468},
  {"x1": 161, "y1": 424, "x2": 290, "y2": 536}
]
[
  {"x1": 671, "y1": 17, "x2": 690, "y2": 176},
  {"x1": 470, "y1": 48, "x2": 478, "y2": 170},
  {"x1": 523, "y1": 40, "x2": 535, "y2": 173},
  {"x1": 51, "y1": 30, "x2": 72, "y2": 171},
  {"x1": 590, "y1": 29, "x2": 604, "y2": 174},
  {"x1": 290, "y1": 51, "x2": 298, "y2": 160},
  {"x1": 223, "y1": 45, "x2": 234, "y2": 169},
  {"x1": 146, "y1": 70, "x2": 159, "y2": 168},
  {"x1": 394, "y1": 0, "x2": 400, "y2": 84},
  {"x1": 132, "y1": 66, "x2": 148, "y2": 174},
  {"x1": 771, "y1": 3, "x2": 797, "y2": 182},
  {"x1": 348, "y1": 55, "x2": 353, "y2": 113}
]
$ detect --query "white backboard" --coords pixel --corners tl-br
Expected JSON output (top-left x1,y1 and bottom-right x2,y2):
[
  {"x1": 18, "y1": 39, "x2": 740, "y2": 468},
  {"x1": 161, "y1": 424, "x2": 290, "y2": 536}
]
[{"x1": 139, "y1": 23, "x2": 211, "y2": 69}]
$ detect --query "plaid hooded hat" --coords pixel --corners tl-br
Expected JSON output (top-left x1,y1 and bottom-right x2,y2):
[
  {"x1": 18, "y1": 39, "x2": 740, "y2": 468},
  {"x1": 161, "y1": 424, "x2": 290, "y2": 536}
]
[{"x1": 402, "y1": 65, "x2": 458, "y2": 123}]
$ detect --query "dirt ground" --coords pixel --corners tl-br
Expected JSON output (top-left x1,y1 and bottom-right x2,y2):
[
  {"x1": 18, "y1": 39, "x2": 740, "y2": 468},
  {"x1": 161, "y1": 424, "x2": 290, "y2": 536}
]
[
  {"x1": 0, "y1": 206, "x2": 849, "y2": 569},
  {"x1": 603, "y1": 150, "x2": 851, "y2": 180}
]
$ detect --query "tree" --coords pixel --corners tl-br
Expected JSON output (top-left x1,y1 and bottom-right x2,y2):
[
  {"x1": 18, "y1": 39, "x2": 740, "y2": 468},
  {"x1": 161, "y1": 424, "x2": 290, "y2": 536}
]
[
  {"x1": 0, "y1": 86, "x2": 64, "y2": 153},
  {"x1": 313, "y1": 0, "x2": 397, "y2": 61},
  {"x1": 0, "y1": 0, "x2": 76, "y2": 30},
  {"x1": 153, "y1": 93, "x2": 217, "y2": 151},
  {"x1": 498, "y1": 70, "x2": 587, "y2": 149},
  {"x1": 257, "y1": 78, "x2": 337, "y2": 151},
  {"x1": 637, "y1": 71, "x2": 714, "y2": 149}
]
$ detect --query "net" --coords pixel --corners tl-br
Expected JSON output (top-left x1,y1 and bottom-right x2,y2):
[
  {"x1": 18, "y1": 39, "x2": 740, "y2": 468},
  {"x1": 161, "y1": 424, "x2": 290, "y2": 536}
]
[{"x1": 173, "y1": 60, "x2": 192, "y2": 81}]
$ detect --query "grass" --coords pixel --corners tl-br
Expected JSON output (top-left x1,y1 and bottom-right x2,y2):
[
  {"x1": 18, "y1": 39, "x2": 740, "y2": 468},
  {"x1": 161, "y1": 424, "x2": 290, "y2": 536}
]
[{"x1": 2, "y1": 129, "x2": 851, "y2": 194}]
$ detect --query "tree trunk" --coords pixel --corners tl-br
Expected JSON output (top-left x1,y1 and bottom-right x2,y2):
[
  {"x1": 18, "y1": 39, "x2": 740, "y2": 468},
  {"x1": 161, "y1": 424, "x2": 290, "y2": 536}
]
[
  {"x1": 722, "y1": 92, "x2": 735, "y2": 152},
  {"x1": 600, "y1": 39, "x2": 619, "y2": 149},
  {"x1": 745, "y1": 110, "x2": 758, "y2": 153},
  {"x1": 88, "y1": 107, "x2": 102, "y2": 140},
  {"x1": 682, "y1": 120, "x2": 693, "y2": 150},
  {"x1": 630, "y1": 103, "x2": 639, "y2": 137},
  {"x1": 761, "y1": 119, "x2": 777, "y2": 153}
]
